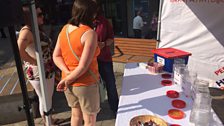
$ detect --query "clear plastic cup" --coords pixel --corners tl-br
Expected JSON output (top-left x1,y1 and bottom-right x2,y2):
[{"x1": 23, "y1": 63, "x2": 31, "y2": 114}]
[
  {"x1": 182, "y1": 69, "x2": 197, "y2": 97},
  {"x1": 193, "y1": 108, "x2": 211, "y2": 126},
  {"x1": 191, "y1": 79, "x2": 209, "y2": 100},
  {"x1": 194, "y1": 93, "x2": 211, "y2": 109},
  {"x1": 173, "y1": 63, "x2": 186, "y2": 86},
  {"x1": 190, "y1": 90, "x2": 211, "y2": 124}
]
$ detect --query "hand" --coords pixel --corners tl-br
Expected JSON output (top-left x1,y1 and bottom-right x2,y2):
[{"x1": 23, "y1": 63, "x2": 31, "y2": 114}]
[
  {"x1": 56, "y1": 79, "x2": 68, "y2": 91},
  {"x1": 65, "y1": 71, "x2": 71, "y2": 76},
  {"x1": 98, "y1": 41, "x2": 105, "y2": 49}
]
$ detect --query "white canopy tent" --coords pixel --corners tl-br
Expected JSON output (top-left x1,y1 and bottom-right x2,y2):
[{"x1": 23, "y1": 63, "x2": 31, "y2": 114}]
[{"x1": 158, "y1": 0, "x2": 224, "y2": 88}]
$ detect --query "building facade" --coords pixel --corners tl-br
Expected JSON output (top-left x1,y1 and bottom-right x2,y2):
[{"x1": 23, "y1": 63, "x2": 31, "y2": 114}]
[{"x1": 39, "y1": 0, "x2": 159, "y2": 38}]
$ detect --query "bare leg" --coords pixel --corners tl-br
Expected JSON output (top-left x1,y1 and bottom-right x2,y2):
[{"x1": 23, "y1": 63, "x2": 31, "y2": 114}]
[
  {"x1": 71, "y1": 107, "x2": 83, "y2": 126},
  {"x1": 83, "y1": 112, "x2": 97, "y2": 126},
  {"x1": 42, "y1": 115, "x2": 46, "y2": 126}
]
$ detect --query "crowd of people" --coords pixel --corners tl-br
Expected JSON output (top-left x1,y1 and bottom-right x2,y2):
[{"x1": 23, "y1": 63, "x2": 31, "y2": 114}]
[
  {"x1": 17, "y1": 0, "x2": 118, "y2": 125},
  {"x1": 133, "y1": 10, "x2": 158, "y2": 39}
]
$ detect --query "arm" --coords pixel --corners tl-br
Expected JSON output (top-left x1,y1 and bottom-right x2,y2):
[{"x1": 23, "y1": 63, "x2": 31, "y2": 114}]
[
  {"x1": 17, "y1": 29, "x2": 37, "y2": 65},
  {"x1": 53, "y1": 35, "x2": 70, "y2": 75},
  {"x1": 105, "y1": 38, "x2": 113, "y2": 46},
  {"x1": 99, "y1": 20, "x2": 114, "y2": 48},
  {"x1": 99, "y1": 38, "x2": 113, "y2": 48},
  {"x1": 105, "y1": 21, "x2": 114, "y2": 46}
]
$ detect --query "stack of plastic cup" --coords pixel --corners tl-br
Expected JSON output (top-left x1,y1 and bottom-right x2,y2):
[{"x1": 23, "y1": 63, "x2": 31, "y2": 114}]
[
  {"x1": 190, "y1": 79, "x2": 211, "y2": 126},
  {"x1": 173, "y1": 63, "x2": 186, "y2": 86},
  {"x1": 182, "y1": 69, "x2": 197, "y2": 97},
  {"x1": 191, "y1": 79, "x2": 210, "y2": 100}
]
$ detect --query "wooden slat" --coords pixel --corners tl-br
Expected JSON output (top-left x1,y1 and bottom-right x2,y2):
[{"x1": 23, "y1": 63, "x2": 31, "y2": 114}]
[
  {"x1": 115, "y1": 43, "x2": 156, "y2": 48},
  {"x1": 128, "y1": 56, "x2": 154, "y2": 63},
  {"x1": 115, "y1": 44, "x2": 156, "y2": 50},
  {"x1": 114, "y1": 38, "x2": 157, "y2": 43},
  {"x1": 113, "y1": 38, "x2": 157, "y2": 63},
  {"x1": 112, "y1": 54, "x2": 133, "y2": 63},
  {"x1": 114, "y1": 38, "x2": 156, "y2": 43},
  {"x1": 114, "y1": 48, "x2": 154, "y2": 56}
]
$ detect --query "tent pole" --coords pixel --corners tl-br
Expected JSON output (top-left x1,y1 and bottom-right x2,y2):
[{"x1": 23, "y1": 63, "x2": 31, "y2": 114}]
[
  {"x1": 156, "y1": 0, "x2": 163, "y2": 48},
  {"x1": 8, "y1": 26, "x2": 35, "y2": 126},
  {"x1": 29, "y1": 0, "x2": 52, "y2": 125}
]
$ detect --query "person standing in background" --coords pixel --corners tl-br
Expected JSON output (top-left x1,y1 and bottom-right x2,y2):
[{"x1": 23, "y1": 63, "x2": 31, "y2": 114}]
[
  {"x1": 17, "y1": 5, "x2": 58, "y2": 125},
  {"x1": 150, "y1": 12, "x2": 158, "y2": 39},
  {"x1": 93, "y1": 0, "x2": 119, "y2": 115},
  {"x1": 133, "y1": 10, "x2": 144, "y2": 38},
  {"x1": 53, "y1": 0, "x2": 101, "y2": 125}
]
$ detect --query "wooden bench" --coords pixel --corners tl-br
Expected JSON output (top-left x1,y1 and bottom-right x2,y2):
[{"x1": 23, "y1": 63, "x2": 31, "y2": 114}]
[{"x1": 112, "y1": 38, "x2": 158, "y2": 63}]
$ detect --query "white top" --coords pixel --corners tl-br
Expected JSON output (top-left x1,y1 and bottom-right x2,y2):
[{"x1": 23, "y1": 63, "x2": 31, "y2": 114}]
[
  {"x1": 115, "y1": 63, "x2": 223, "y2": 126},
  {"x1": 133, "y1": 15, "x2": 144, "y2": 30},
  {"x1": 25, "y1": 43, "x2": 36, "y2": 60}
]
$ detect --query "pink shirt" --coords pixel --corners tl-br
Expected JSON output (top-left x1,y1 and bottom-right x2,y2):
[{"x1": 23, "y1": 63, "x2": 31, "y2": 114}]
[{"x1": 94, "y1": 15, "x2": 114, "y2": 62}]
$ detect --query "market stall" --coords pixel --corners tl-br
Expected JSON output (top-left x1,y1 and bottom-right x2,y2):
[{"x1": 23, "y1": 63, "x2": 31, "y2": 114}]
[{"x1": 115, "y1": 63, "x2": 223, "y2": 126}]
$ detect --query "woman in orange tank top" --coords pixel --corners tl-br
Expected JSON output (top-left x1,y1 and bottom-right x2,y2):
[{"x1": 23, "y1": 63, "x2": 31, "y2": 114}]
[{"x1": 53, "y1": 0, "x2": 100, "y2": 125}]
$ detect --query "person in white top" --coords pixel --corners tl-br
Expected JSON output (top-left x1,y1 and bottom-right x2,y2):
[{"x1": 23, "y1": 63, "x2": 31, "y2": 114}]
[
  {"x1": 133, "y1": 11, "x2": 144, "y2": 38},
  {"x1": 17, "y1": 5, "x2": 59, "y2": 125}
]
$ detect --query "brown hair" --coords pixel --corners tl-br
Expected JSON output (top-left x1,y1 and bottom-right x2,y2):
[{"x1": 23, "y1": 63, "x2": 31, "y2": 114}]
[
  {"x1": 68, "y1": 0, "x2": 97, "y2": 28},
  {"x1": 93, "y1": 0, "x2": 103, "y2": 16},
  {"x1": 22, "y1": 5, "x2": 43, "y2": 31},
  {"x1": 22, "y1": 6, "x2": 32, "y2": 27}
]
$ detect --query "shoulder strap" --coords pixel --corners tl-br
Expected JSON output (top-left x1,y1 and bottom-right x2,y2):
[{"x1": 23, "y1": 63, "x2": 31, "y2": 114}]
[
  {"x1": 66, "y1": 26, "x2": 100, "y2": 83},
  {"x1": 66, "y1": 26, "x2": 80, "y2": 61}
]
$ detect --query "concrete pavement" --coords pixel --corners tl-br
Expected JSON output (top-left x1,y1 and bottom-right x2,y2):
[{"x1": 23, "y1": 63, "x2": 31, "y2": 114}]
[
  {"x1": 0, "y1": 27, "x2": 126, "y2": 126},
  {"x1": 1, "y1": 67, "x2": 124, "y2": 126}
]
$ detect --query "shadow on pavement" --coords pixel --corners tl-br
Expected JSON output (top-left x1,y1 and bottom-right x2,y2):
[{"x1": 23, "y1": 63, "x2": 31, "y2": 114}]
[{"x1": 52, "y1": 87, "x2": 116, "y2": 125}]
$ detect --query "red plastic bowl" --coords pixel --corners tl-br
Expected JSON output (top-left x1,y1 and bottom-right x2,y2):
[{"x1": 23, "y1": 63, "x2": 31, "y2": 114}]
[
  {"x1": 168, "y1": 109, "x2": 185, "y2": 120},
  {"x1": 161, "y1": 73, "x2": 172, "y2": 79},
  {"x1": 161, "y1": 80, "x2": 172, "y2": 86},
  {"x1": 172, "y1": 99, "x2": 186, "y2": 109},
  {"x1": 166, "y1": 90, "x2": 179, "y2": 98}
]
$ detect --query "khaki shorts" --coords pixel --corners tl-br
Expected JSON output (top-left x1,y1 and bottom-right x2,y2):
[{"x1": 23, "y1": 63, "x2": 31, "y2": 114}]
[{"x1": 64, "y1": 84, "x2": 100, "y2": 114}]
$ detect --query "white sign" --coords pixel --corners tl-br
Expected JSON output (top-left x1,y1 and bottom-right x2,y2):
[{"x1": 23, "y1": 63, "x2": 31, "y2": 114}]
[{"x1": 157, "y1": 56, "x2": 165, "y2": 65}]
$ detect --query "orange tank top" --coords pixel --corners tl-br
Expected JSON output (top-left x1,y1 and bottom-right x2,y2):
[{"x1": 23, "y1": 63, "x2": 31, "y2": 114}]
[{"x1": 59, "y1": 24, "x2": 100, "y2": 86}]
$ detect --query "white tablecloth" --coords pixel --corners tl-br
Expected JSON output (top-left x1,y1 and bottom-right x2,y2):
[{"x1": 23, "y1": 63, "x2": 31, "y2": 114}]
[{"x1": 115, "y1": 63, "x2": 223, "y2": 126}]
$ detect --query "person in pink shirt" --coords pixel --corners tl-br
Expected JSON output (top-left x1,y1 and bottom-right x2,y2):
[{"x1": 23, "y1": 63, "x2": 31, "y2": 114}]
[
  {"x1": 150, "y1": 12, "x2": 158, "y2": 39},
  {"x1": 93, "y1": 0, "x2": 119, "y2": 115}
]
